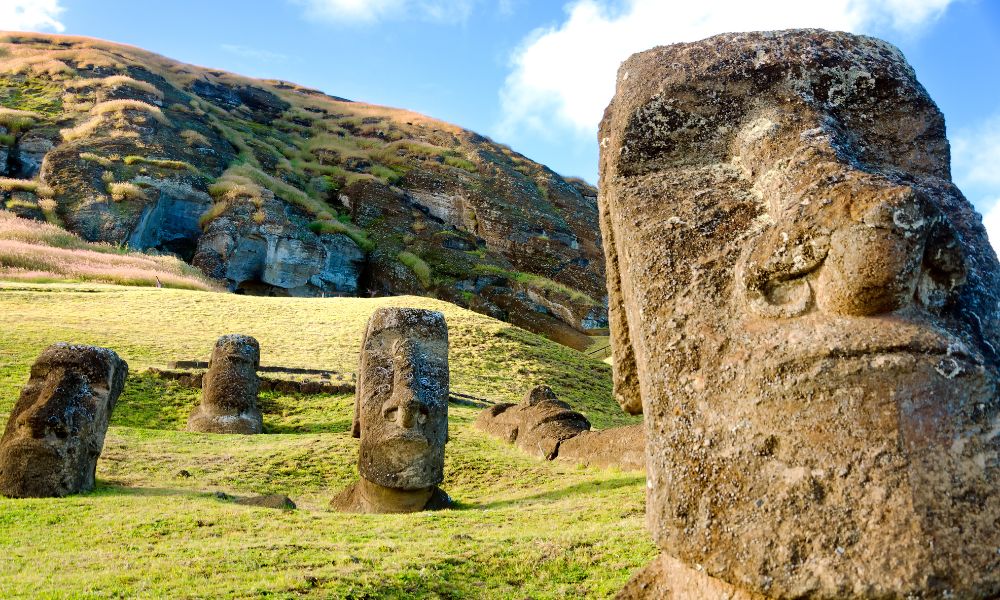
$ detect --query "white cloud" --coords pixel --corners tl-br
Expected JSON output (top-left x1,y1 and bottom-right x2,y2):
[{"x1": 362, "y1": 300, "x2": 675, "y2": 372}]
[
  {"x1": 952, "y1": 113, "x2": 1000, "y2": 190},
  {"x1": 220, "y1": 44, "x2": 288, "y2": 62},
  {"x1": 498, "y1": 0, "x2": 954, "y2": 137},
  {"x1": 981, "y1": 199, "x2": 1000, "y2": 255},
  {"x1": 0, "y1": 0, "x2": 65, "y2": 32},
  {"x1": 952, "y1": 113, "x2": 1000, "y2": 256},
  {"x1": 292, "y1": 0, "x2": 476, "y2": 25}
]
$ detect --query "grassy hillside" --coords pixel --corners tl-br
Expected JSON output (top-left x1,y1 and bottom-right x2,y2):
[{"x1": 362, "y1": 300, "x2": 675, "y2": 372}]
[
  {"x1": 0, "y1": 283, "x2": 650, "y2": 598},
  {"x1": 0, "y1": 33, "x2": 606, "y2": 346}
]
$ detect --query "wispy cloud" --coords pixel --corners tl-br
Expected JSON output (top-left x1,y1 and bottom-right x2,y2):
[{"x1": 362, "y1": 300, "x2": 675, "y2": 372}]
[
  {"x1": 952, "y1": 112, "x2": 1000, "y2": 253},
  {"x1": 0, "y1": 0, "x2": 65, "y2": 33},
  {"x1": 220, "y1": 44, "x2": 288, "y2": 62},
  {"x1": 497, "y1": 0, "x2": 955, "y2": 138},
  {"x1": 980, "y1": 198, "x2": 1000, "y2": 253},
  {"x1": 953, "y1": 113, "x2": 1000, "y2": 190},
  {"x1": 291, "y1": 0, "x2": 477, "y2": 25}
]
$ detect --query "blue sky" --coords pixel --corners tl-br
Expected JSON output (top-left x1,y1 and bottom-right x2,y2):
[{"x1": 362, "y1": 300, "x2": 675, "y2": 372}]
[{"x1": 4, "y1": 0, "x2": 1000, "y2": 245}]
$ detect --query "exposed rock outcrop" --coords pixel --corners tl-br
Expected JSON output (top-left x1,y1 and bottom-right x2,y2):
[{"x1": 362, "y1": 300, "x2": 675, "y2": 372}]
[
  {"x1": 193, "y1": 193, "x2": 364, "y2": 296},
  {"x1": 600, "y1": 30, "x2": 1000, "y2": 598},
  {"x1": 187, "y1": 334, "x2": 263, "y2": 434},
  {"x1": 332, "y1": 307, "x2": 451, "y2": 513},
  {"x1": 0, "y1": 343, "x2": 127, "y2": 498}
]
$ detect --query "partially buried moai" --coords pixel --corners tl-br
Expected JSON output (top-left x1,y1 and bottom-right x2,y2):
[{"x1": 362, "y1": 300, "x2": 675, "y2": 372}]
[
  {"x1": 187, "y1": 334, "x2": 263, "y2": 434},
  {"x1": 331, "y1": 307, "x2": 450, "y2": 513},
  {"x1": 600, "y1": 31, "x2": 1000, "y2": 598},
  {"x1": 0, "y1": 343, "x2": 127, "y2": 498}
]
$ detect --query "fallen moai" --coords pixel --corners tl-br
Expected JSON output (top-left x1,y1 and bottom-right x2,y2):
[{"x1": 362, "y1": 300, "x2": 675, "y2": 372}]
[
  {"x1": 600, "y1": 29, "x2": 1000, "y2": 598},
  {"x1": 0, "y1": 343, "x2": 127, "y2": 498},
  {"x1": 187, "y1": 334, "x2": 263, "y2": 434},
  {"x1": 476, "y1": 385, "x2": 646, "y2": 469},
  {"x1": 331, "y1": 307, "x2": 451, "y2": 513}
]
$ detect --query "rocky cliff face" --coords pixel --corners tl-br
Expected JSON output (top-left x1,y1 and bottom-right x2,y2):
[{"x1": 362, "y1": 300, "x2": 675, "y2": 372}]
[{"x1": 0, "y1": 33, "x2": 605, "y2": 346}]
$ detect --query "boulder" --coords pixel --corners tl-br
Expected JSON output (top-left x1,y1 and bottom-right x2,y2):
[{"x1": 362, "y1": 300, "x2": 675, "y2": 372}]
[
  {"x1": 0, "y1": 343, "x2": 127, "y2": 497},
  {"x1": 332, "y1": 307, "x2": 451, "y2": 513},
  {"x1": 187, "y1": 335, "x2": 263, "y2": 434},
  {"x1": 600, "y1": 30, "x2": 1000, "y2": 597},
  {"x1": 475, "y1": 385, "x2": 590, "y2": 459},
  {"x1": 556, "y1": 424, "x2": 645, "y2": 471}
]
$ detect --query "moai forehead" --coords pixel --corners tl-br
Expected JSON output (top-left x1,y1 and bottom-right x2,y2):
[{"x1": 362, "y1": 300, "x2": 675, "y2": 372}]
[{"x1": 600, "y1": 30, "x2": 1000, "y2": 597}]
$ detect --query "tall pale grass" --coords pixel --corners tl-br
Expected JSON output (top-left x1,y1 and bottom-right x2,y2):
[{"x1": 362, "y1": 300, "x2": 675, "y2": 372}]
[{"x1": 0, "y1": 211, "x2": 218, "y2": 291}]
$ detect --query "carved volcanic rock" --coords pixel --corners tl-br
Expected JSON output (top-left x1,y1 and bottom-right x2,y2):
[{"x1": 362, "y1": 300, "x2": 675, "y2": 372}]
[
  {"x1": 187, "y1": 334, "x2": 263, "y2": 434},
  {"x1": 475, "y1": 385, "x2": 591, "y2": 460},
  {"x1": 600, "y1": 30, "x2": 1000, "y2": 598},
  {"x1": 333, "y1": 307, "x2": 450, "y2": 513},
  {"x1": 0, "y1": 33, "x2": 606, "y2": 345},
  {"x1": 0, "y1": 343, "x2": 127, "y2": 498}
]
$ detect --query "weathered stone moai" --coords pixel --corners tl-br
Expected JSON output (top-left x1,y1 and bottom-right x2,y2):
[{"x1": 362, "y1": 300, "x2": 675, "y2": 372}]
[
  {"x1": 476, "y1": 385, "x2": 646, "y2": 469},
  {"x1": 0, "y1": 343, "x2": 127, "y2": 498},
  {"x1": 331, "y1": 307, "x2": 450, "y2": 513},
  {"x1": 600, "y1": 30, "x2": 1000, "y2": 598},
  {"x1": 475, "y1": 385, "x2": 591, "y2": 459},
  {"x1": 187, "y1": 334, "x2": 263, "y2": 434}
]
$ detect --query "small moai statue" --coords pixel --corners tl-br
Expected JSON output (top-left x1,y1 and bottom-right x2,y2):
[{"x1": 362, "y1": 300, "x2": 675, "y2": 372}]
[
  {"x1": 0, "y1": 343, "x2": 127, "y2": 498},
  {"x1": 331, "y1": 307, "x2": 450, "y2": 513},
  {"x1": 187, "y1": 334, "x2": 263, "y2": 434}
]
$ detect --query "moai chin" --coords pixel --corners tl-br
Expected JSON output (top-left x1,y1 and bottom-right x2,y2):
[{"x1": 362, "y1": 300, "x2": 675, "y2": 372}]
[
  {"x1": 332, "y1": 307, "x2": 450, "y2": 513},
  {"x1": 187, "y1": 334, "x2": 263, "y2": 434},
  {"x1": 0, "y1": 343, "x2": 127, "y2": 498},
  {"x1": 600, "y1": 30, "x2": 1000, "y2": 599}
]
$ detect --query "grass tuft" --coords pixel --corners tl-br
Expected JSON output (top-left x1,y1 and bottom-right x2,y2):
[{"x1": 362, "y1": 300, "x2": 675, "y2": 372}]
[
  {"x1": 107, "y1": 181, "x2": 148, "y2": 202},
  {"x1": 398, "y1": 250, "x2": 432, "y2": 288},
  {"x1": 308, "y1": 219, "x2": 374, "y2": 251}
]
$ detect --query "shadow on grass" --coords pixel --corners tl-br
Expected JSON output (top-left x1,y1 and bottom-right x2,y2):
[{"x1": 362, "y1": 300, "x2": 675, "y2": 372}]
[{"x1": 457, "y1": 474, "x2": 645, "y2": 510}]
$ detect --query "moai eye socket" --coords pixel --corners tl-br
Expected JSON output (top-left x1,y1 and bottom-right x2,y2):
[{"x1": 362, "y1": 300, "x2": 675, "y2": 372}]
[{"x1": 383, "y1": 406, "x2": 398, "y2": 421}]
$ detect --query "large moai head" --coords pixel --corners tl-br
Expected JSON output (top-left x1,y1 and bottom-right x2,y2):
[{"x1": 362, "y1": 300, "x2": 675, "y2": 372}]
[
  {"x1": 599, "y1": 30, "x2": 1000, "y2": 597},
  {"x1": 0, "y1": 343, "x2": 127, "y2": 498},
  {"x1": 187, "y1": 334, "x2": 262, "y2": 434},
  {"x1": 354, "y1": 307, "x2": 449, "y2": 490}
]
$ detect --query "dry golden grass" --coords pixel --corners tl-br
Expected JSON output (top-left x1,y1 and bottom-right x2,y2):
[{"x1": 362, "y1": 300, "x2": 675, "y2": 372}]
[
  {"x1": 65, "y1": 75, "x2": 163, "y2": 99},
  {"x1": 0, "y1": 211, "x2": 217, "y2": 290},
  {"x1": 90, "y1": 99, "x2": 169, "y2": 124},
  {"x1": 180, "y1": 129, "x2": 209, "y2": 146},
  {"x1": 107, "y1": 181, "x2": 148, "y2": 202}
]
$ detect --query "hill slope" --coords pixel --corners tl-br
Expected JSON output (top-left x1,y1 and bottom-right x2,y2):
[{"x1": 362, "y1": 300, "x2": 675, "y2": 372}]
[
  {"x1": 0, "y1": 33, "x2": 606, "y2": 348},
  {"x1": 0, "y1": 283, "x2": 648, "y2": 598}
]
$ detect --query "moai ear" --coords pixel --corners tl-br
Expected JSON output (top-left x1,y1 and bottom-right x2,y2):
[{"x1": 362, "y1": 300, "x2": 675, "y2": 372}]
[{"x1": 599, "y1": 191, "x2": 643, "y2": 415}]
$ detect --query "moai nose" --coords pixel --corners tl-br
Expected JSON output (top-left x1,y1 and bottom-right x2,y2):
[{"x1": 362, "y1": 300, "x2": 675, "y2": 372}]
[{"x1": 814, "y1": 189, "x2": 927, "y2": 316}]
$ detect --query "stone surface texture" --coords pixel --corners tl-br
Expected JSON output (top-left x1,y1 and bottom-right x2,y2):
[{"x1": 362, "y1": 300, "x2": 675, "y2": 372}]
[
  {"x1": 0, "y1": 343, "x2": 127, "y2": 498},
  {"x1": 187, "y1": 334, "x2": 263, "y2": 434},
  {"x1": 334, "y1": 307, "x2": 450, "y2": 513},
  {"x1": 600, "y1": 30, "x2": 1000, "y2": 598},
  {"x1": 475, "y1": 385, "x2": 591, "y2": 460}
]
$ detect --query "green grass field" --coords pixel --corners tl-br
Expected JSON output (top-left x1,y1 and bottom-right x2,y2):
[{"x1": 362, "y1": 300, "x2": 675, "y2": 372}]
[{"x1": 0, "y1": 282, "x2": 651, "y2": 598}]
